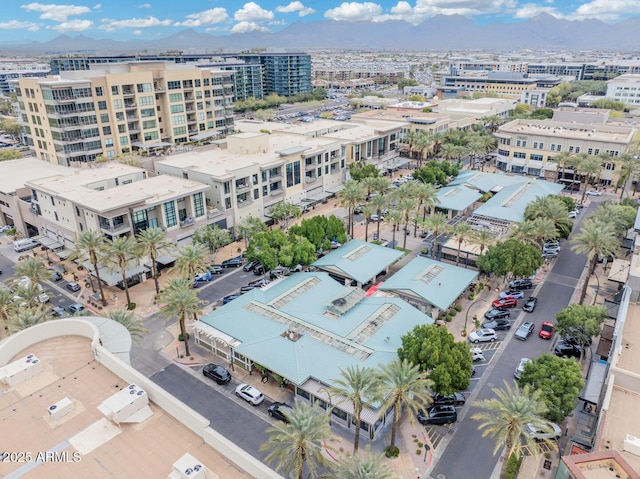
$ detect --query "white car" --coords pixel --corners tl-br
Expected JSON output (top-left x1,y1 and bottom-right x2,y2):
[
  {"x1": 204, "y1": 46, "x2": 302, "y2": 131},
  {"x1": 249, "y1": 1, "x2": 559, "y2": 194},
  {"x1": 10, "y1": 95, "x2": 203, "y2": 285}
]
[
  {"x1": 514, "y1": 358, "x2": 532, "y2": 379},
  {"x1": 586, "y1": 190, "x2": 602, "y2": 196},
  {"x1": 568, "y1": 210, "x2": 578, "y2": 219},
  {"x1": 525, "y1": 422, "x2": 562, "y2": 441},
  {"x1": 235, "y1": 383, "x2": 264, "y2": 406},
  {"x1": 468, "y1": 328, "x2": 497, "y2": 344},
  {"x1": 470, "y1": 347, "x2": 485, "y2": 362}
]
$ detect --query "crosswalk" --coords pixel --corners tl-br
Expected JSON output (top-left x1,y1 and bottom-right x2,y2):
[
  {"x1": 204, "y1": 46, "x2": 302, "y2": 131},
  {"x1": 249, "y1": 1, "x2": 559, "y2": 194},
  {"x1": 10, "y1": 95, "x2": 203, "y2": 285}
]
[{"x1": 423, "y1": 423, "x2": 454, "y2": 452}]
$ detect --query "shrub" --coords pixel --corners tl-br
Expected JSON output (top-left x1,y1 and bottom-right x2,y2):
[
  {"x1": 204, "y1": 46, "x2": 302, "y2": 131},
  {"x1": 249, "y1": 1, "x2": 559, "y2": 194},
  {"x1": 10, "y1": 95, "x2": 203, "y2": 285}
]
[
  {"x1": 454, "y1": 304, "x2": 463, "y2": 312},
  {"x1": 416, "y1": 449, "x2": 422, "y2": 455},
  {"x1": 417, "y1": 442, "x2": 423, "y2": 448},
  {"x1": 178, "y1": 333, "x2": 190, "y2": 341},
  {"x1": 385, "y1": 446, "x2": 399, "y2": 458},
  {"x1": 449, "y1": 309, "x2": 457, "y2": 317},
  {"x1": 127, "y1": 302, "x2": 136, "y2": 310},
  {"x1": 504, "y1": 453, "x2": 522, "y2": 479},
  {"x1": 469, "y1": 293, "x2": 476, "y2": 300},
  {"x1": 445, "y1": 315, "x2": 452, "y2": 322}
]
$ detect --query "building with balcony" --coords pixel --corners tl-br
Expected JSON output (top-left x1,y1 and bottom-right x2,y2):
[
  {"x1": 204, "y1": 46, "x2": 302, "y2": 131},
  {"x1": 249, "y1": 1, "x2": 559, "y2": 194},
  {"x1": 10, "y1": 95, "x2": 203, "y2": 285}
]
[
  {"x1": 0, "y1": 63, "x2": 50, "y2": 96},
  {"x1": 236, "y1": 52, "x2": 311, "y2": 97},
  {"x1": 605, "y1": 74, "x2": 640, "y2": 106},
  {"x1": 13, "y1": 62, "x2": 234, "y2": 165}
]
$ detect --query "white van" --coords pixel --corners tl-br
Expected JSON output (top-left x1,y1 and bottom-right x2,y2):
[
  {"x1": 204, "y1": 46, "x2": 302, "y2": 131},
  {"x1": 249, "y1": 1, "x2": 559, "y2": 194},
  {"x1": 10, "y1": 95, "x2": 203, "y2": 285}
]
[{"x1": 13, "y1": 238, "x2": 38, "y2": 252}]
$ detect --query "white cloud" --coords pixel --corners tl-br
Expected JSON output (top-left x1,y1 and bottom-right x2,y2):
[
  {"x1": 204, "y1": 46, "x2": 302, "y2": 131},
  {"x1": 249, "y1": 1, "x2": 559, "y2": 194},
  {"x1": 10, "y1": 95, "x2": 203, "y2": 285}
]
[
  {"x1": 93, "y1": 3, "x2": 101, "y2": 9},
  {"x1": 133, "y1": 29, "x2": 142, "y2": 34},
  {"x1": 363, "y1": 0, "x2": 519, "y2": 24},
  {"x1": 513, "y1": 2, "x2": 560, "y2": 19},
  {"x1": 324, "y1": 2, "x2": 383, "y2": 21},
  {"x1": 231, "y1": 20, "x2": 269, "y2": 32},
  {"x1": 51, "y1": 19, "x2": 93, "y2": 32},
  {"x1": 175, "y1": 8, "x2": 229, "y2": 27},
  {"x1": 138, "y1": 3, "x2": 151, "y2": 8},
  {"x1": 570, "y1": 0, "x2": 640, "y2": 21},
  {"x1": 99, "y1": 16, "x2": 173, "y2": 31},
  {"x1": 234, "y1": 2, "x2": 274, "y2": 22},
  {"x1": 276, "y1": 1, "x2": 316, "y2": 16},
  {"x1": 21, "y1": 3, "x2": 91, "y2": 22},
  {"x1": 0, "y1": 20, "x2": 40, "y2": 31}
]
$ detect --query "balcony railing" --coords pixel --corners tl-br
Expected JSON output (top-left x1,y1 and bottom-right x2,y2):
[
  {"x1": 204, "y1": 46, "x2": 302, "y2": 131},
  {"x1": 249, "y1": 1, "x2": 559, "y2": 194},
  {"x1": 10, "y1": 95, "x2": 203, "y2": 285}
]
[
  {"x1": 270, "y1": 189, "x2": 284, "y2": 196},
  {"x1": 100, "y1": 221, "x2": 131, "y2": 234},
  {"x1": 180, "y1": 217, "x2": 195, "y2": 228},
  {"x1": 305, "y1": 176, "x2": 318, "y2": 184},
  {"x1": 235, "y1": 183, "x2": 250, "y2": 191},
  {"x1": 207, "y1": 208, "x2": 223, "y2": 218}
]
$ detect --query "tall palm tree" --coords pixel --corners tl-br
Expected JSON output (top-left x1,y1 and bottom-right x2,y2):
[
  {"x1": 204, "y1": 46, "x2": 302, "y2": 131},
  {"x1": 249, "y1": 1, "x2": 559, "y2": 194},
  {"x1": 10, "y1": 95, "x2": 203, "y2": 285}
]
[
  {"x1": 103, "y1": 235, "x2": 139, "y2": 307},
  {"x1": 362, "y1": 204, "x2": 375, "y2": 242},
  {"x1": 449, "y1": 222, "x2": 473, "y2": 266},
  {"x1": 422, "y1": 212, "x2": 448, "y2": 258},
  {"x1": 327, "y1": 448, "x2": 393, "y2": 479},
  {"x1": 361, "y1": 176, "x2": 380, "y2": 200},
  {"x1": 386, "y1": 209, "x2": 403, "y2": 249},
  {"x1": 6, "y1": 306, "x2": 50, "y2": 334},
  {"x1": 339, "y1": 180, "x2": 366, "y2": 238},
  {"x1": 174, "y1": 243, "x2": 209, "y2": 286},
  {"x1": 137, "y1": 227, "x2": 173, "y2": 294},
  {"x1": 108, "y1": 308, "x2": 148, "y2": 343},
  {"x1": 72, "y1": 230, "x2": 108, "y2": 305},
  {"x1": 615, "y1": 153, "x2": 640, "y2": 199},
  {"x1": 13, "y1": 257, "x2": 50, "y2": 284},
  {"x1": 0, "y1": 288, "x2": 15, "y2": 332},
  {"x1": 508, "y1": 221, "x2": 541, "y2": 246},
  {"x1": 377, "y1": 359, "x2": 432, "y2": 452},
  {"x1": 472, "y1": 381, "x2": 557, "y2": 479},
  {"x1": 553, "y1": 151, "x2": 574, "y2": 184},
  {"x1": 329, "y1": 365, "x2": 383, "y2": 453},
  {"x1": 571, "y1": 218, "x2": 619, "y2": 304},
  {"x1": 158, "y1": 278, "x2": 204, "y2": 357},
  {"x1": 261, "y1": 402, "x2": 333, "y2": 479},
  {"x1": 575, "y1": 154, "x2": 602, "y2": 204},
  {"x1": 370, "y1": 194, "x2": 387, "y2": 241},
  {"x1": 472, "y1": 228, "x2": 497, "y2": 256},
  {"x1": 524, "y1": 196, "x2": 573, "y2": 239},
  {"x1": 531, "y1": 217, "x2": 557, "y2": 245},
  {"x1": 414, "y1": 182, "x2": 440, "y2": 223}
]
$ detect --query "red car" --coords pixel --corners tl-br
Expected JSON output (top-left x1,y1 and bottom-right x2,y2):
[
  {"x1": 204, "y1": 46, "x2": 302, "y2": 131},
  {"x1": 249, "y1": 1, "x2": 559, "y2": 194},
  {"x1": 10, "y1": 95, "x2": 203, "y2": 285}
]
[
  {"x1": 539, "y1": 321, "x2": 555, "y2": 340},
  {"x1": 492, "y1": 297, "x2": 518, "y2": 309}
]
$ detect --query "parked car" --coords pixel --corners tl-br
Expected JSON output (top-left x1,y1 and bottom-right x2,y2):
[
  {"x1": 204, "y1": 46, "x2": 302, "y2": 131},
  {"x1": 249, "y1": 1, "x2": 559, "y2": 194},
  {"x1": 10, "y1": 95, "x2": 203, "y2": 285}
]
[
  {"x1": 222, "y1": 257, "x2": 243, "y2": 268},
  {"x1": 499, "y1": 289, "x2": 525, "y2": 300},
  {"x1": 235, "y1": 383, "x2": 265, "y2": 405},
  {"x1": 239, "y1": 285, "x2": 257, "y2": 293},
  {"x1": 554, "y1": 341, "x2": 583, "y2": 359},
  {"x1": 194, "y1": 271, "x2": 213, "y2": 282},
  {"x1": 66, "y1": 281, "x2": 81, "y2": 292},
  {"x1": 243, "y1": 260, "x2": 260, "y2": 272},
  {"x1": 470, "y1": 347, "x2": 485, "y2": 362},
  {"x1": 539, "y1": 321, "x2": 555, "y2": 340},
  {"x1": 514, "y1": 321, "x2": 535, "y2": 341},
  {"x1": 431, "y1": 392, "x2": 466, "y2": 407},
  {"x1": 202, "y1": 364, "x2": 231, "y2": 384},
  {"x1": 492, "y1": 297, "x2": 518, "y2": 309},
  {"x1": 417, "y1": 406, "x2": 457, "y2": 425},
  {"x1": 563, "y1": 328, "x2": 592, "y2": 346},
  {"x1": 369, "y1": 214, "x2": 384, "y2": 222},
  {"x1": 330, "y1": 240, "x2": 342, "y2": 249},
  {"x1": 514, "y1": 357, "x2": 532, "y2": 379},
  {"x1": 508, "y1": 278, "x2": 533, "y2": 290},
  {"x1": 248, "y1": 278, "x2": 270, "y2": 288},
  {"x1": 525, "y1": 422, "x2": 562, "y2": 441},
  {"x1": 586, "y1": 190, "x2": 602, "y2": 196},
  {"x1": 67, "y1": 303, "x2": 85, "y2": 315},
  {"x1": 50, "y1": 306, "x2": 66, "y2": 318},
  {"x1": 542, "y1": 244, "x2": 561, "y2": 256},
  {"x1": 267, "y1": 402, "x2": 294, "y2": 422},
  {"x1": 483, "y1": 308, "x2": 511, "y2": 320},
  {"x1": 523, "y1": 297, "x2": 538, "y2": 313},
  {"x1": 253, "y1": 264, "x2": 267, "y2": 275},
  {"x1": 568, "y1": 210, "x2": 578, "y2": 219},
  {"x1": 222, "y1": 294, "x2": 239, "y2": 304},
  {"x1": 208, "y1": 264, "x2": 224, "y2": 275},
  {"x1": 270, "y1": 266, "x2": 291, "y2": 279},
  {"x1": 468, "y1": 328, "x2": 497, "y2": 343},
  {"x1": 481, "y1": 318, "x2": 511, "y2": 331},
  {"x1": 48, "y1": 269, "x2": 63, "y2": 281}
]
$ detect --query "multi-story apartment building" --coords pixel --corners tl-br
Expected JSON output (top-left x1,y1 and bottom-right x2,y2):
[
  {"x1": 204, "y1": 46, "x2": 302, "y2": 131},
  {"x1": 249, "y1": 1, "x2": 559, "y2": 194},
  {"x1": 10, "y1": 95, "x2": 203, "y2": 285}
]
[
  {"x1": 494, "y1": 118, "x2": 636, "y2": 183},
  {"x1": 442, "y1": 71, "x2": 539, "y2": 98},
  {"x1": 13, "y1": 62, "x2": 234, "y2": 165},
  {"x1": 236, "y1": 52, "x2": 312, "y2": 97},
  {"x1": 605, "y1": 74, "x2": 640, "y2": 106},
  {"x1": 0, "y1": 63, "x2": 49, "y2": 96},
  {"x1": 313, "y1": 67, "x2": 405, "y2": 86}
]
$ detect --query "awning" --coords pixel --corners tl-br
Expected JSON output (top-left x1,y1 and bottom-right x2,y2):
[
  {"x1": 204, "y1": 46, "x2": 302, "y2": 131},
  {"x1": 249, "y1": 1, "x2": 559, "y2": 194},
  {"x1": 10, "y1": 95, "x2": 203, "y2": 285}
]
[
  {"x1": 153, "y1": 253, "x2": 177, "y2": 266},
  {"x1": 607, "y1": 259, "x2": 631, "y2": 283},
  {"x1": 82, "y1": 260, "x2": 149, "y2": 286},
  {"x1": 190, "y1": 130, "x2": 221, "y2": 141},
  {"x1": 56, "y1": 249, "x2": 73, "y2": 259},
  {"x1": 580, "y1": 361, "x2": 608, "y2": 405},
  {"x1": 304, "y1": 191, "x2": 332, "y2": 202},
  {"x1": 33, "y1": 235, "x2": 64, "y2": 251},
  {"x1": 326, "y1": 184, "x2": 344, "y2": 194}
]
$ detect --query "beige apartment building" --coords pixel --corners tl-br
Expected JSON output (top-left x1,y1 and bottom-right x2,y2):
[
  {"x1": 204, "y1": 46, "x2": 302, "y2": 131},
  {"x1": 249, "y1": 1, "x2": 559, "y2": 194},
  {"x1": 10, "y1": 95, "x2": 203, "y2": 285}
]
[
  {"x1": 494, "y1": 118, "x2": 637, "y2": 183},
  {"x1": 14, "y1": 62, "x2": 234, "y2": 166}
]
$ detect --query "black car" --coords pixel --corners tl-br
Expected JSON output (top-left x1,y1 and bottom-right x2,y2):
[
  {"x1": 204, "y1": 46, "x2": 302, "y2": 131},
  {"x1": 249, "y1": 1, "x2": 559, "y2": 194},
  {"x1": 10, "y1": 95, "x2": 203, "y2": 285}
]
[
  {"x1": 208, "y1": 264, "x2": 224, "y2": 275},
  {"x1": 253, "y1": 264, "x2": 267, "y2": 275},
  {"x1": 243, "y1": 260, "x2": 259, "y2": 272},
  {"x1": 239, "y1": 285, "x2": 257, "y2": 293},
  {"x1": 508, "y1": 278, "x2": 533, "y2": 290},
  {"x1": 222, "y1": 294, "x2": 239, "y2": 304},
  {"x1": 563, "y1": 327, "x2": 592, "y2": 346},
  {"x1": 431, "y1": 392, "x2": 466, "y2": 407},
  {"x1": 554, "y1": 341, "x2": 583, "y2": 359},
  {"x1": 417, "y1": 406, "x2": 457, "y2": 425},
  {"x1": 267, "y1": 402, "x2": 294, "y2": 422},
  {"x1": 523, "y1": 297, "x2": 538, "y2": 313},
  {"x1": 482, "y1": 318, "x2": 511, "y2": 330},
  {"x1": 484, "y1": 308, "x2": 510, "y2": 320},
  {"x1": 202, "y1": 364, "x2": 231, "y2": 384},
  {"x1": 222, "y1": 257, "x2": 243, "y2": 268}
]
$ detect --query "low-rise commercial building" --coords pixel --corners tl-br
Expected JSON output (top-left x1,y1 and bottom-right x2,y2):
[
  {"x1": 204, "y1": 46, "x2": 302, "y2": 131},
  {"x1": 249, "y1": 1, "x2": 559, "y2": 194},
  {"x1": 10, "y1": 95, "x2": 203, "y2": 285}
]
[{"x1": 605, "y1": 73, "x2": 640, "y2": 106}]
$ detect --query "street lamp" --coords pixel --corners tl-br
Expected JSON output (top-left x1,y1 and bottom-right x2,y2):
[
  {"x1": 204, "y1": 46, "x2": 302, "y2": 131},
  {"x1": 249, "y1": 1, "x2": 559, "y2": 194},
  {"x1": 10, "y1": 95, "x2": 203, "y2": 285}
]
[{"x1": 464, "y1": 299, "x2": 487, "y2": 336}]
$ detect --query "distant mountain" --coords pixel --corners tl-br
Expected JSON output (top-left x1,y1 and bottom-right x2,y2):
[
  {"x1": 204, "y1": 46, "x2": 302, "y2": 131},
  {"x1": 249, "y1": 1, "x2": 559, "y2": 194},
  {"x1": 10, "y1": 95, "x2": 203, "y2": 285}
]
[{"x1": 2, "y1": 15, "x2": 640, "y2": 55}]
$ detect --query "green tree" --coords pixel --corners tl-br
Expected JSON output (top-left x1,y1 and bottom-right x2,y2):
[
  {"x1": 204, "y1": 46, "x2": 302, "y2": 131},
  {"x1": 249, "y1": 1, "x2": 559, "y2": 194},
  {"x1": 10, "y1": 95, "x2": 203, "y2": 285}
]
[
  {"x1": 13, "y1": 257, "x2": 50, "y2": 285},
  {"x1": 268, "y1": 201, "x2": 302, "y2": 229},
  {"x1": 615, "y1": 153, "x2": 640, "y2": 199},
  {"x1": 72, "y1": 230, "x2": 108, "y2": 305},
  {"x1": 555, "y1": 304, "x2": 607, "y2": 347},
  {"x1": 574, "y1": 154, "x2": 602, "y2": 204},
  {"x1": 386, "y1": 209, "x2": 403, "y2": 249},
  {"x1": 192, "y1": 224, "x2": 231, "y2": 260},
  {"x1": 137, "y1": 227, "x2": 173, "y2": 295},
  {"x1": 327, "y1": 448, "x2": 392, "y2": 479},
  {"x1": 508, "y1": 221, "x2": 540, "y2": 246},
  {"x1": 397, "y1": 78, "x2": 418, "y2": 91},
  {"x1": 158, "y1": 278, "x2": 204, "y2": 357},
  {"x1": 471, "y1": 228, "x2": 498, "y2": 256},
  {"x1": 330, "y1": 365, "x2": 382, "y2": 453},
  {"x1": 472, "y1": 381, "x2": 558, "y2": 479},
  {"x1": 261, "y1": 402, "x2": 332, "y2": 479},
  {"x1": 553, "y1": 151, "x2": 575, "y2": 184},
  {"x1": 235, "y1": 215, "x2": 267, "y2": 248},
  {"x1": 348, "y1": 162, "x2": 380, "y2": 181},
  {"x1": 477, "y1": 239, "x2": 543, "y2": 279},
  {"x1": 590, "y1": 202, "x2": 636, "y2": 237},
  {"x1": 422, "y1": 212, "x2": 448, "y2": 258},
  {"x1": 0, "y1": 149, "x2": 21, "y2": 160},
  {"x1": 524, "y1": 196, "x2": 573, "y2": 239},
  {"x1": 6, "y1": 306, "x2": 50, "y2": 334},
  {"x1": 518, "y1": 354, "x2": 585, "y2": 423},
  {"x1": 369, "y1": 194, "x2": 388, "y2": 241},
  {"x1": 378, "y1": 359, "x2": 432, "y2": 453},
  {"x1": 108, "y1": 308, "x2": 148, "y2": 343},
  {"x1": 174, "y1": 243, "x2": 209, "y2": 285},
  {"x1": 103, "y1": 235, "x2": 138, "y2": 306},
  {"x1": 398, "y1": 324, "x2": 472, "y2": 395}
]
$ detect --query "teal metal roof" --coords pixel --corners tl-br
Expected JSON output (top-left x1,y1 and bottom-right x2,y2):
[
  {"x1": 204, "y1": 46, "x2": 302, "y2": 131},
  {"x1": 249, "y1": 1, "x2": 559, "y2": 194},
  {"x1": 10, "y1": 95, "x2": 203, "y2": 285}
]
[
  {"x1": 199, "y1": 272, "x2": 433, "y2": 386},
  {"x1": 449, "y1": 170, "x2": 526, "y2": 193},
  {"x1": 435, "y1": 185, "x2": 483, "y2": 212},
  {"x1": 473, "y1": 180, "x2": 564, "y2": 222},
  {"x1": 312, "y1": 239, "x2": 404, "y2": 284},
  {"x1": 378, "y1": 256, "x2": 478, "y2": 311}
]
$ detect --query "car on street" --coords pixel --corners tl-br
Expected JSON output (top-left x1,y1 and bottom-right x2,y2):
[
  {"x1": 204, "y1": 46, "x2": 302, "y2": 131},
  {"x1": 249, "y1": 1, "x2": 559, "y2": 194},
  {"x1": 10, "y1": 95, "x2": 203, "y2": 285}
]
[
  {"x1": 222, "y1": 257, "x2": 243, "y2": 268},
  {"x1": 48, "y1": 269, "x2": 63, "y2": 281},
  {"x1": 431, "y1": 392, "x2": 466, "y2": 407},
  {"x1": 539, "y1": 321, "x2": 555, "y2": 340},
  {"x1": 194, "y1": 271, "x2": 213, "y2": 282},
  {"x1": 568, "y1": 210, "x2": 579, "y2": 219},
  {"x1": 208, "y1": 264, "x2": 224, "y2": 275},
  {"x1": 508, "y1": 278, "x2": 533, "y2": 290},
  {"x1": 525, "y1": 422, "x2": 562, "y2": 441},
  {"x1": 523, "y1": 297, "x2": 538, "y2": 313},
  {"x1": 542, "y1": 244, "x2": 561, "y2": 255},
  {"x1": 498, "y1": 289, "x2": 525, "y2": 299},
  {"x1": 468, "y1": 328, "x2": 497, "y2": 343},
  {"x1": 253, "y1": 264, "x2": 267, "y2": 275},
  {"x1": 239, "y1": 285, "x2": 257, "y2": 293},
  {"x1": 483, "y1": 308, "x2": 510, "y2": 320},
  {"x1": 514, "y1": 321, "x2": 535, "y2": 341},
  {"x1": 586, "y1": 190, "x2": 602, "y2": 196},
  {"x1": 243, "y1": 260, "x2": 260, "y2": 272},
  {"x1": 481, "y1": 318, "x2": 511, "y2": 331},
  {"x1": 235, "y1": 383, "x2": 265, "y2": 406},
  {"x1": 267, "y1": 402, "x2": 293, "y2": 422},
  {"x1": 222, "y1": 294, "x2": 240, "y2": 304},
  {"x1": 66, "y1": 281, "x2": 81, "y2": 292},
  {"x1": 67, "y1": 303, "x2": 85, "y2": 315},
  {"x1": 50, "y1": 306, "x2": 66, "y2": 318},
  {"x1": 492, "y1": 297, "x2": 518, "y2": 309},
  {"x1": 417, "y1": 406, "x2": 458, "y2": 425},
  {"x1": 554, "y1": 341, "x2": 583, "y2": 359},
  {"x1": 202, "y1": 364, "x2": 231, "y2": 384},
  {"x1": 514, "y1": 357, "x2": 532, "y2": 379},
  {"x1": 470, "y1": 347, "x2": 485, "y2": 362}
]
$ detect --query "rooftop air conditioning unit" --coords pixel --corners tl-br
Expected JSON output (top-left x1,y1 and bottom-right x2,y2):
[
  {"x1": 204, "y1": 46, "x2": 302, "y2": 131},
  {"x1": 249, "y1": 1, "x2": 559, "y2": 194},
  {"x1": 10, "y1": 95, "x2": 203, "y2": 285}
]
[
  {"x1": 169, "y1": 453, "x2": 207, "y2": 479},
  {"x1": 0, "y1": 353, "x2": 43, "y2": 387},
  {"x1": 623, "y1": 434, "x2": 640, "y2": 457},
  {"x1": 97, "y1": 384, "x2": 150, "y2": 424},
  {"x1": 48, "y1": 397, "x2": 74, "y2": 421}
]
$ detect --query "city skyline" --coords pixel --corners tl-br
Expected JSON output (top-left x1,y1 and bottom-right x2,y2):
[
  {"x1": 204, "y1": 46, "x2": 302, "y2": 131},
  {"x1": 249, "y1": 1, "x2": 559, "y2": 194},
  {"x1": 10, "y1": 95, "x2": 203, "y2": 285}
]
[{"x1": 0, "y1": 1, "x2": 638, "y2": 44}]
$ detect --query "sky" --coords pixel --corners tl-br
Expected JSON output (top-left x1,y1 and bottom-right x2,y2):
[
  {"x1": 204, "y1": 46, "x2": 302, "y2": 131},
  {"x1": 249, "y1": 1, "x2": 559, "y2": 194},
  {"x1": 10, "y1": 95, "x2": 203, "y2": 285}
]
[{"x1": 0, "y1": 0, "x2": 639, "y2": 44}]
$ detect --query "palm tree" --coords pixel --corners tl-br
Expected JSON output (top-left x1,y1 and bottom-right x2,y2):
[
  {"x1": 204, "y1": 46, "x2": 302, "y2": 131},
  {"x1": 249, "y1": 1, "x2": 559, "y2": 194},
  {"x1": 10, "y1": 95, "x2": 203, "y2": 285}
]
[
  {"x1": 414, "y1": 182, "x2": 440, "y2": 223},
  {"x1": 329, "y1": 365, "x2": 382, "y2": 453},
  {"x1": 553, "y1": 151, "x2": 574, "y2": 184},
  {"x1": 472, "y1": 228, "x2": 497, "y2": 256},
  {"x1": 158, "y1": 278, "x2": 204, "y2": 357},
  {"x1": 524, "y1": 196, "x2": 573, "y2": 239},
  {"x1": 362, "y1": 204, "x2": 375, "y2": 242},
  {"x1": 531, "y1": 217, "x2": 557, "y2": 245},
  {"x1": 108, "y1": 309, "x2": 148, "y2": 343},
  {"x1": 472, "y1": 381, "x2": 557, "y2": 479},
  {"x1": 377, "y1": 359, "x2": 432, "y2": 452},
  {"x1": 508, "y1": 221, "x2": 541, "y2": 246},
  {"x1": 615, "y1": 153, "x2": 640, "y2": 199},
  {"x1": 13, "y1": 257, "x2": 50, "y2": 284},
  {"x1": 0, "y1": 288, "x2": 15, "y2": 332},
  {"x1": 6, "y1": 306, "x2": 50, "y2": 334},
  {"x1": 137, "y1": 227, "x2": 173, "y2": 295},
  {"x1": 327, "y1": 448, "x2": 393, "y2": 479},
  {"x1": 261, "y1": 402, "x2": 333, "y2": 479},
  {"x1": 575, "y1": 154, "x2": 602, "y2": 204},
  {"x1": 571, "y1": 218, "x2": 619, "y2": 304},
  {"x1": 449, "y1": 222, "x2": 473, "y2": 266},
  {"x1": 370, "y1": 194, "x2": 388, "y2": 240},
  {"x1": 72, "y1": 230, "x2": 108, "y2": 305},
  {"x1": 423, "y1": 212, "x2": 449, "y2": 258},
  {"x1": 174, "y1": 243, "x2": 209, "y2": 286},
  {"x1": 361, "y1": 176, "x2": 380, "y2": 200},
  {"x1": 386, "y1": 209, "x2": 403, "y2": 249},
  {"x1": 103, "y1": 235, "x2": 139, "y2": 307},
  {"x1": 339, "y1": 180, "x2": 365, "y2": 238}
]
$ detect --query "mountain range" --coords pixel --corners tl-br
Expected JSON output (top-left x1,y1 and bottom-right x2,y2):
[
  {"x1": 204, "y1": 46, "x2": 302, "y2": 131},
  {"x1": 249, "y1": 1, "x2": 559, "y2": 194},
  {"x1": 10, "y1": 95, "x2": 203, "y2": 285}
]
[{"x1": 3, "y1": 14, "x2": 640, "y2": 55}]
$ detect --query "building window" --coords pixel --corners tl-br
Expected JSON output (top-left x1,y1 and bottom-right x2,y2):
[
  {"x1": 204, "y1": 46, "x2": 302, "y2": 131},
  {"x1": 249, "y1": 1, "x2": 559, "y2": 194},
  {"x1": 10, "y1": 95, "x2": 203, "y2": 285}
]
[
  {"x1": 170, "y1": 104, "x2": 184, "y2": 113},
  {"x1": 173, "y1": 126, "x2": 187, "y2": 136},
  {"x1": 168, "y1": 81, "x2": 181, "y2": 90},
  {"x1": 103, "y1": 126, "x2": 111, "y2": 135},
  {"x1": 193, "y1": 192, "x2": 204, "y2": 217},
  {"x1": 223, "y1": 181, "x2": 230, "y2": 194},
  {"x1": 113, "y1": 99, "x2": 122, "y2": 109},
  {"x1": 164, "y1": 201, "x2": 177, "y2": 227},
  {"x1": 513, "y1": 152, "x2": 526, "y2": 159},
  {"x1": 95, "y1": 87, "x2": 104, "y2": 97},
  {"x1": 169, "y1": 93, "x2": 183, "y2": 102},
  {"x1": 137, "y1": 83, "x2": 152, "y2": 93},
  {"x1": 111, "y1": 85, "x2": 120, "y2": 95},
  {"x1": 139, "y1": 96, "x2": 154, "y2": 106},
  {"x1": 253, "y1": 189, "x2": 259, "y2": 200},
  {"x1": 224, "y1": 197, "x2": 231, "y2": 209},
  {"x1": 98, "y1": 101, "x2": 107, "y2": 110}
]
